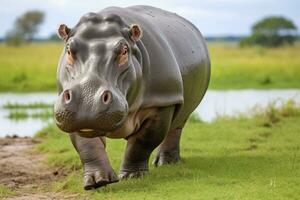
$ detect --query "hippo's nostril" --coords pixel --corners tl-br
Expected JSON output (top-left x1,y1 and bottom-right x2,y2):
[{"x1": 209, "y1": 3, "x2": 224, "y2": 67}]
[
  {"x1": 101, "y1": 90, "x2": 112, "y2": 105},
  {"x1": 63, "y1": 90, "x2": 72, "y2": 103}
]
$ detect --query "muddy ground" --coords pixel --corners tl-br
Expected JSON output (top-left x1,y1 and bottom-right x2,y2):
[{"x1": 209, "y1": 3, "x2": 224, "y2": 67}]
[{"x1": 0, "y1": 136, "x2": 86, "y2": 200}]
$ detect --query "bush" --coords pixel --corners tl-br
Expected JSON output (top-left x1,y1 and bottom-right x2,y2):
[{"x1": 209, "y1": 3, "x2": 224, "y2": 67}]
[{"x1": 240, "y1": 16, "x2": 297, "y2": 47}]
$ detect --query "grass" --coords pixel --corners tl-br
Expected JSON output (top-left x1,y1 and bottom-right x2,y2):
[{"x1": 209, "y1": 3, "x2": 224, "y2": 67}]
[
  {"x1": 6, "y1": 109, "x2": 53, "y2": 120},
  {"x1": 0, "y1": 42, "x2": 62, "y2": 92},
  {"x1": 209, "y1": 42, "x2": 300, "y2": 89},
  {"x1": 187, "y1": 113, "x2": 203, "y2": 123},
  {"x1": 0, "y1": 185, "x2": 14, "y2": 199},
  {"x1": 0, "y1": 42, "x2": 300, "y2": 91},
  {"x1": 2, "y1": 101, "x2": 53, "y2": 120},
  {"x1": 2, "y1": 102, "x2": 53, "y2": 109},
  {"x1": 32, "y1": 101, "x2": 300, "y2": 200}
]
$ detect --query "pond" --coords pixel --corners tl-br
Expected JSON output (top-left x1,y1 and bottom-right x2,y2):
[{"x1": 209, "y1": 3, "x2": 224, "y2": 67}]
[
  {"x1": 0, "y1": 89, "x2": 299, "y2": 137},
  {"x1": 0, "y1": 92, "x2": 56, "y2": 137}
]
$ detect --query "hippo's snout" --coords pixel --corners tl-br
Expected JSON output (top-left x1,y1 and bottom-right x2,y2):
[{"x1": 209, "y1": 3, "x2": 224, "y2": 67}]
[
  {"x1": 54, "y1": 79, "x2": 128, "y2": 137},
  {"x1": 60, "y1": 89, "x2": 113, "y2": 107}
]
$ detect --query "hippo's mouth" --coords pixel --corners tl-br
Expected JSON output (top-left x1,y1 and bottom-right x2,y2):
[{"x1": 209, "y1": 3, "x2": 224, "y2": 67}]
[
  {"x1": 80, "y1": 129, "x2": 95, "y2": 132},
  {"x1": 76, "y1": 118, "x2": 125, "y2": 138},
  {"x1": 54, "y1": 106, "x2": 128, "y2": 137},
  {"x1": 78, "y1": 129, "x2": 107, "y2": 138},
  {"x1": 55, "y1": 117, "x2": 125, "y2": 138}
]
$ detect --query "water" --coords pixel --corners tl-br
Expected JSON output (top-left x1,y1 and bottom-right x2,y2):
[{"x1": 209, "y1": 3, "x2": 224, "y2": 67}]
[
  {"x1": 0, "y1": 93, "x2": 57, "y2": 137},
  {"x1": 0, "y1": 89, "x2": 299, "y2": 137},
  {"x1": 195, "y1": 89, "x2": 300, "y2": 121}
]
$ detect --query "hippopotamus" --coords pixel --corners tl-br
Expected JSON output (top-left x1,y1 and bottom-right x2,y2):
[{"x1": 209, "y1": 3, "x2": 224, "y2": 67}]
[{"x1": 54, "y1": 5, "x2": 210, "y2": 190}]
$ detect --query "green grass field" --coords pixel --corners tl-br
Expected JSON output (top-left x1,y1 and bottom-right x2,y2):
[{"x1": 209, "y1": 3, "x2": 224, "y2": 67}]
[
  {"x1": 29, "y1": 101, "x2": 300, "y2": 200},
  {"x1": 0, "y1": 42, "x2": 300, "y2": 91},
  {"x1": 0, "y1": 43, "x2": 62, "y2": 91},
  {"x1": 209, "y1": 42, "x2": 300, "y2": 89}
]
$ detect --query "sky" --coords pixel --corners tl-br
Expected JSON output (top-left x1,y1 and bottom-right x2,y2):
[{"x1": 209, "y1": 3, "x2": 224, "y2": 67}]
[{"x1": 0, "y1": 0, "x2": 299, "y2": 38}]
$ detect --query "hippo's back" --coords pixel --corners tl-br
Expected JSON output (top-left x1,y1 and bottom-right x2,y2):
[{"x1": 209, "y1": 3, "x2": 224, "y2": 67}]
[
  {"x1": 102, "y1": 5, "x2": 210, "y2": 128},
  {"x1": 128, "y1": 6, "x2": 210, "y2": 72}
]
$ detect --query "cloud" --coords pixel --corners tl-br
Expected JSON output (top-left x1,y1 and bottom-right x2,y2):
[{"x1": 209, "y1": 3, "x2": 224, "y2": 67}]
[
  {"x1": 49, "y1": 0, "x2": 68, "y2": 8},
  {"x1": 172, "y1": 6, "x2": 237, "y2": 19},
  {"x1": 0, "y1": 0, "x2": 299, "y2": 37}
]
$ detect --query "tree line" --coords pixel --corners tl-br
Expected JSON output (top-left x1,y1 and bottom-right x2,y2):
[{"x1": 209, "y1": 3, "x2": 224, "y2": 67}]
[
  {"x1": 5, "y1": 10, "x2": 299, "y2": 47},
  {"x1": 5, "y1": 10, "x2": 60, "y2": 46},
  {"x1": 240, "y1": 16, "x2": 298, "y2": 47}
]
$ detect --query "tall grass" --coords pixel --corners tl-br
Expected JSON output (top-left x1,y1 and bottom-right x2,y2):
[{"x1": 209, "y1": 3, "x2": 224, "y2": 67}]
[
  {"x1": 0, "y1": 43, "x2": 62, "y2": 92},
  {"x1": 2, "y1": 101, "x2": 53, "y2": 120},
  {"x1": 7, "y1": 109, "x2": 53, "y2": 120},
  {"x1": 208, "y1": 42, "x2": 300, "y2": 89},
  {"x1": 0, "y1": 42, "x2": 300, "y2": 91},
  {"x1": 3, "y1": 102, "x2": 53, "y2": 109}
]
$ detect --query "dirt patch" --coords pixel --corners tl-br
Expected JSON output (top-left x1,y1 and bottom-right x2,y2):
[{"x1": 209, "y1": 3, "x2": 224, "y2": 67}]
[
  {"x1": 0, "y1": 136, "x2": 82, "y2": 199},
  {"x1": 5, "y1": 193, "x2": 87, "y2": 200}
]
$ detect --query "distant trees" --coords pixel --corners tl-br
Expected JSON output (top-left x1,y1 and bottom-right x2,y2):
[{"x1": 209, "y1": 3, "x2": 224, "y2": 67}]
[
  {"x1": 6, "y1": 10, "x2": 45, "y2": 46},
  {"x1": 48, "y1": 33, "x2": 60, "y2": 42},
  {"x1": 240, "y1": 16, "x2": 298, "y2": 47}
]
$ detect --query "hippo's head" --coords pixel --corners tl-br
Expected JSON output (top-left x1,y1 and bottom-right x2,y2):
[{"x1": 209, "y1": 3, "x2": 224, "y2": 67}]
[{"x1": 54, "y1": 13, "x2": 143, "y2": 137}]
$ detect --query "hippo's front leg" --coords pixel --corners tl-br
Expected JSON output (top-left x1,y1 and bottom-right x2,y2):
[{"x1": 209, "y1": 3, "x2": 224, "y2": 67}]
[
  {"x1": 119, "y1": 106, "x2": 175, "y2": 178},
  {"x1": 69, "y1": 133, "x2": 118, "y2": 190}
]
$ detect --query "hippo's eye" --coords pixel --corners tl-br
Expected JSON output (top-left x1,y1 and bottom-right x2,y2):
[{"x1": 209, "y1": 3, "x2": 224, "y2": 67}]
[
  {"x1": 66, "y1": 45, "x2": 75, "y2": 66},
  {"x1": 122, "y1": 46, "x2": 128, "y2": 55},
  {"x1": 117, "y1": 44, "x2": 129, "y2": 67}
]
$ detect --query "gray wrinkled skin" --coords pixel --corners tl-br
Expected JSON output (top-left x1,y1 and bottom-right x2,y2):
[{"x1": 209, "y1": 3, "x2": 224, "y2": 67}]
[{"x1": 54, "y1": 5, "x2": 210, "y2": 189}]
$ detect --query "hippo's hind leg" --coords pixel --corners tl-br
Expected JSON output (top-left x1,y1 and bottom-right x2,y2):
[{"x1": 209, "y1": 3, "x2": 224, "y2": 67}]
[
  {"x1": 153, "y1": 128, "x2": 183, "y2": 166},
  {"x1": 69, "y1": 133, "x2": 118, "y2": 190},
  {"x1": 119, "y1": 106, "x2": 175, "y2": 179}
]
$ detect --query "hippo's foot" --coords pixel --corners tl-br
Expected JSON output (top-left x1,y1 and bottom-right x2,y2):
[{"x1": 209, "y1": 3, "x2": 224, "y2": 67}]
[
  {"x1": 119, "y1": 162, "x2": 149, "y2": 180},
  {"x1": 83, "y1": 167, "x2": 118, "y2": 190},
  {"x1": 153, "y1": 128, "x2": 182, "y2": 166},
  {"x1": 153, "y1": 150, "x2": 180, "y2": 166},
  {"x1": 119, "y1": 170, "x2": 148, "y2": 179}
]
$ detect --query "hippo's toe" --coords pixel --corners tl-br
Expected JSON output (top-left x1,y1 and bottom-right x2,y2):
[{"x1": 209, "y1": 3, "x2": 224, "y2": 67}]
[
  {"x1": 153, "y1": 150, "x2": 181, "y2": 166},
  {"x1": 83, "y1": 170, "x2": 118, "y2": 190},
  {"x1": 118, "y1": 170, "x2": 148, "y2": 180}
]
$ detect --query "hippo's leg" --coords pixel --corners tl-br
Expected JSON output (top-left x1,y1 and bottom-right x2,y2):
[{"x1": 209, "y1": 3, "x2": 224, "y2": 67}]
[
  {"x1": 119, "y1": 106, "x2": 175, "y2": 179},
  {"x1": 69, "y1": 133, "x2": 118, "y2": 190},
  {"x1": 153, "y1": 128, "x2": 182, "y2": 166}
]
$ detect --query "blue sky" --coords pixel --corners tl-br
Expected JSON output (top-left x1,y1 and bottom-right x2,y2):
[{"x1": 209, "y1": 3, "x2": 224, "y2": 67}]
[{"x1": 0, "y1": 0, "x2": 299, "y2": 38}]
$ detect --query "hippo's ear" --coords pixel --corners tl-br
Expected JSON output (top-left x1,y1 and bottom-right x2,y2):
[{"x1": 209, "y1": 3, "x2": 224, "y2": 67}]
[
  {"x1": 58, "y1": 24, "x2": 70, "y2": 41},
  {"x1": 130, "y1": 24, "x2": 142, "y2": 42}
]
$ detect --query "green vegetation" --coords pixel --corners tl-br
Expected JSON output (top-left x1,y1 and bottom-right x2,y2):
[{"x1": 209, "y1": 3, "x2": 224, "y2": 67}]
[
  {"x1": 7, "y1": 109, "x2": 52, "y2": 120},
  {"x1": 2, "y1": 101, "x2": 53, "y2": 120},
  {"x1": 1, "y1": 42, "x2": 300, "y2": 91},
  {"x1": 3, "y1": 102, "x2": 53, "y2": 109},
  {"x1": 209, "y1": 42, "x2": 300, "y2": 89},
  {"x1": 32, "y1": 101, "x2": 300, "y2": 200},
  {"x1": 6, "y1": 10, "x2": 44, "y2": 46},
  {"x1": 187, "y1": 113, "x2": 203, "y2": 123},
  {"x1": 0, "y1": 43, "x2": 62, "y2": 91},
  {"x1": 0, "y1": 185, "x2": 14, "y2": 199},
  {"x1": 240, "y1": 16, "x2": 297, "y2": 47}
]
